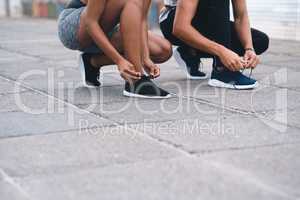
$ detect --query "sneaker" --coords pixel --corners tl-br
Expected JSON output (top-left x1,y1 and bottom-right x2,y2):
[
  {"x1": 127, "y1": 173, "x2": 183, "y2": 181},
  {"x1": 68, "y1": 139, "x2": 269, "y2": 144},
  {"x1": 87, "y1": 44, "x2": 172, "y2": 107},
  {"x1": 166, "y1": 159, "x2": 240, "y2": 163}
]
[
  {"x1": 208, "y1": 69, "x2": 258, "y2": 90},
  {"x1": 79, "y1": 53, "x2": 101, "y2": 88},
  {"x1": 173, "y1": 47, "x2": 208, "y2": 80},
  {"x1": 123, "y1": 75, "x2": 172, "y2": 99}
]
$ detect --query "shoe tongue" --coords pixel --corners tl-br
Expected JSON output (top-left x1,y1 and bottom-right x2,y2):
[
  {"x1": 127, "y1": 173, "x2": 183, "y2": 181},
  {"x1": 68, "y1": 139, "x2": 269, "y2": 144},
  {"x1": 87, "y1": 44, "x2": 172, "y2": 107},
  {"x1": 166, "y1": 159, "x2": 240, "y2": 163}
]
[{"x1": 130, "y1": 75, "x2": 152, "y2": 88}]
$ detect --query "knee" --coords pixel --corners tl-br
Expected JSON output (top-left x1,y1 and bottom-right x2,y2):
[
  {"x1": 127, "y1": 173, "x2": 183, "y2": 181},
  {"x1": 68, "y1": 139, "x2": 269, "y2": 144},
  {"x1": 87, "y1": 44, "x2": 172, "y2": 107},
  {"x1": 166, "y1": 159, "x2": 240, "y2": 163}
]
[
  {"x1": 153, "y1": 40, "x2": 173, "y2": 63},
  {"x1": 126, "y1": 0, "x2": 143, "y2": 10},
  {"x1": 255, "y1": 32, "x2": 269, "y2": 55}
]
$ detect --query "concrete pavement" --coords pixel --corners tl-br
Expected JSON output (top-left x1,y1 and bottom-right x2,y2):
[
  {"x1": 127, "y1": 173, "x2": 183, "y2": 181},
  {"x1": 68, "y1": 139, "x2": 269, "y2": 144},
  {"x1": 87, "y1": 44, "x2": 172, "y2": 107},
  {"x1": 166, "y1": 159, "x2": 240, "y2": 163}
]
[{"x1": 0, "y1": 18, "x2": 300, "y2": 200}]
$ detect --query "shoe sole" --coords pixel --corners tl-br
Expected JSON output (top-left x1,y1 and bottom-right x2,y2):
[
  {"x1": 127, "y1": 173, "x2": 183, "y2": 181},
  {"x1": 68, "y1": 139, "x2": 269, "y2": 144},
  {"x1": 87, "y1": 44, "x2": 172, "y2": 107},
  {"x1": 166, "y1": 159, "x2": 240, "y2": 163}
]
[
  {"x1": 79, "y1": 54, "x2": 100, "y2": 88},
  {"x1": 123, "y1": 90, "x2": 173, "y2": 99},
  {"x1": 208, "y1": 79, "x2": 259, "y2": 90},
  {"x1": 173, "y1": 49, "x2": 208, "y2": 80}
]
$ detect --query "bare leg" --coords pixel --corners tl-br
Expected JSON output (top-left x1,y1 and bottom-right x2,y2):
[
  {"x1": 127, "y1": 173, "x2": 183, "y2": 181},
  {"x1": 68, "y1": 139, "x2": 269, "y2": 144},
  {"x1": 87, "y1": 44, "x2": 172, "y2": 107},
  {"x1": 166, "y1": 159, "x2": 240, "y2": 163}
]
[
  {"x1": 119, "y1": 0, "x2": 144, "y2": 73},
  {"x1": 78, "y1": 0, "x2": 144, "y2": 74},
  {"x1": 78, "y1": 0, "x2": 172, "y2": 71},
  {"x1": 148, "y1": 32, "x2": 172, "y2": 63},
  {"x1": 91, "y1": 31, "x2": 172, "y2": 67},
  {"x1": 78, "y1": 0, "x2": 145, "y2": 73}
]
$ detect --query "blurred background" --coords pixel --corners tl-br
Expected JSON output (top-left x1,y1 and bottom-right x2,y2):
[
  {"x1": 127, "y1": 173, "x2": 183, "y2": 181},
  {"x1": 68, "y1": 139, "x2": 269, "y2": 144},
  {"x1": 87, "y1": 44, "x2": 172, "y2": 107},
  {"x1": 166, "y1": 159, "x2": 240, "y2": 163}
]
[{"x1": 0, "y1": 0, "x2": 299, "y2": 41}]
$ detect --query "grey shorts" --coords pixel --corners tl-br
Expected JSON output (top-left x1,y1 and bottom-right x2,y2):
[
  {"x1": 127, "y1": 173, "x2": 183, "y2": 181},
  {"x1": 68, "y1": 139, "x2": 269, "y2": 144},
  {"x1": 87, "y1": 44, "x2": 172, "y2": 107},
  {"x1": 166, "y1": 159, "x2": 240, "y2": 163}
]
[{"x1": 58, "y1": 7, "x2": 119, "y2": 54}]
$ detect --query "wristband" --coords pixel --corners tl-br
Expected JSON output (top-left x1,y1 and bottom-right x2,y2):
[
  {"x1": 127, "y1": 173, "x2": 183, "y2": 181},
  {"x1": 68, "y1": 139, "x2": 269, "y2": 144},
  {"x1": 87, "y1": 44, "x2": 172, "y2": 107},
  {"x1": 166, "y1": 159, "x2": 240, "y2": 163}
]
[{"x1": 245, "y1": 48, "x2": 254, "y2": 52}]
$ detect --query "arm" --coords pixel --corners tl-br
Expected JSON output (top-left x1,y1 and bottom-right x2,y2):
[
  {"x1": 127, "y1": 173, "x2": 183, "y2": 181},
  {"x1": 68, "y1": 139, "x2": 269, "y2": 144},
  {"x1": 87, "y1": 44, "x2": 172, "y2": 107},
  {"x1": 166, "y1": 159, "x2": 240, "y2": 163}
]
[
  {"x1": 173, "y1": 0, "x2": 244, "y2": 71},
  {"x1": 232, "y1": 0, "x2": 259, "y2": 68},
  {"x1": 173, "y1": 0, "x2": 222, "y2": 56},
  {"x1": 232, "y1": 0, "x2": 253, "y2": 50},
  {"x1": 141, "y1": 0, "x2": 151, "y2": 61},
  {"x1": 141, "y1": 0, "x2": 160, "y2": 78},
  {"x1": 84, "y1": 0, "x2": 123, "y2": 64},
  {"x1": 84, "y1": 0, "x2": 141, "y2": 80}
]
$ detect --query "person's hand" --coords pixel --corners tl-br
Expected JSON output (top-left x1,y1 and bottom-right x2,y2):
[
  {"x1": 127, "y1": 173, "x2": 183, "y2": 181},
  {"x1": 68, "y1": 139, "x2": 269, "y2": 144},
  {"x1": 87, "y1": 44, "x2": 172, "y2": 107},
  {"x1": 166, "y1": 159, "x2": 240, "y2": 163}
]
[
  {"x1": 143, "y1": 58, "x2": 160, "y2": 79},
  {"x1": 218, "y1": 47, "x2": 246, "y2": 71},
  {"x1": 244, "y1": 49, "x2": 260, "y2": 69},
  {"x1": 117, "y1": 59, "x2": 141, "y2": 82}
]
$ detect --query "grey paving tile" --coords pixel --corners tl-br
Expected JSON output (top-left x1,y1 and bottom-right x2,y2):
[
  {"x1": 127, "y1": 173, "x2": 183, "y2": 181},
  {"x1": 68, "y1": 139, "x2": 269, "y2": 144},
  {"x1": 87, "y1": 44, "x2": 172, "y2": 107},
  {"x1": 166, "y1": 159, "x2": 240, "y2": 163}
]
[
  {"x1": 0, "y1": 128, "x2": 181, "y2": 178},
  {"x1": 83, "y1": 97, "x2": 221, "y2": 124},
  {"x1": 132, "y1": 113, "x2": 300, "y2": 154},
  {"x1": 261, "y1": 106, "x2": 300, "y2": 128},
  {"x1": 0, "y1": 103, "x2": 113, "y2": 138},
  {"x1": 271, "y1": 70, "x2": 300, "y2": 91},
  {"x1": 201, "y1": 143, "x2": 300, "y2": 198},
  {"x1": 12, "y1": 157, "x2": 289, "y2": 200},
  {"x1": 268, "y1": 39, "x2": 300, "y2": 57},
  {"x1": 0, "y1": 61, "x2": 78, "y2": 81},
  {"x1": 260, "y1": 53, "x2": 299, "y2": 64},
  {"x1": 21, "y1": 74, "x2": 126, "y2": 105},
  {"x1": 0, "y1": 91, "x2": 49, "y2": 112},
  {"x1": 0, "y1": 78, "x2": 27, "y2": 94},
  {"x1": 161, "y1": 79, "x2": 300, "y2": 113},
  {"x1": 67, "y1": 85, "x2": 128, "y2": 105},
  {"x1": 272, "y1": 59, "x2": 300, "y2": 72},
  {"x1": 0, "y1": 180, "x2": 28, "y2": 200}
]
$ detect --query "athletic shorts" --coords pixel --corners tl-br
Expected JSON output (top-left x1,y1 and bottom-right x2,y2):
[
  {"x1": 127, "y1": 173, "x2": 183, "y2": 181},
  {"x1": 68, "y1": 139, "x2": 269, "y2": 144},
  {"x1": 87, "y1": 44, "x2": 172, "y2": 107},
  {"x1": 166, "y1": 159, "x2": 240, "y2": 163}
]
[
  {"x1": 58, "y1": 7, "x2": 119, "y2": 54},
  {"x1": 159, "y1": 7, "x2": 180, "y2": 45}
]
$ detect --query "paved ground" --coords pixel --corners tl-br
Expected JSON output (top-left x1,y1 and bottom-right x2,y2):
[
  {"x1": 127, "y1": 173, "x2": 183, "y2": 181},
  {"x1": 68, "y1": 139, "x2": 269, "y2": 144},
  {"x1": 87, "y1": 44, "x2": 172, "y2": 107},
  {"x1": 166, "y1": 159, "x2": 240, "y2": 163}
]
[{"x1": 0, "y1": 18, "x2": 300, "y2": 200}]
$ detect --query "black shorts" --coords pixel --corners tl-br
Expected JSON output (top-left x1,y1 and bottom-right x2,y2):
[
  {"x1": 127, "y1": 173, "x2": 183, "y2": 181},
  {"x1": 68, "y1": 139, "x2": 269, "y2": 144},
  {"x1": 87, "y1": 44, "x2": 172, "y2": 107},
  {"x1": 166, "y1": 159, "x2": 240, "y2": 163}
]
[
  {"x1": 159, "y1": 6, "x2": 212, "y2": 58},
  {"x1": 159, "y1": 7, "x2": 183, "y2": 46}
]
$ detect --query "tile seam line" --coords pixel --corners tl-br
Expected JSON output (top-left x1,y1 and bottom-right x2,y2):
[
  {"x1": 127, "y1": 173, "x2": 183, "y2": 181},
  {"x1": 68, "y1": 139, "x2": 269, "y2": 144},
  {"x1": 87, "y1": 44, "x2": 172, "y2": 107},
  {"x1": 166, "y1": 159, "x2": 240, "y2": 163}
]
[
  {"x1": 195, "y1": 141, "x2": 300, "y2": 155},
  {"x1": 0, "y1": 124, "x2": 124, "y2": 141},
  {"x1": 184, "y1": 95, "x2": 300, "y2": 130},
  {"x1": 0, "y1": 168, "x2": 33, "y2": 200}
]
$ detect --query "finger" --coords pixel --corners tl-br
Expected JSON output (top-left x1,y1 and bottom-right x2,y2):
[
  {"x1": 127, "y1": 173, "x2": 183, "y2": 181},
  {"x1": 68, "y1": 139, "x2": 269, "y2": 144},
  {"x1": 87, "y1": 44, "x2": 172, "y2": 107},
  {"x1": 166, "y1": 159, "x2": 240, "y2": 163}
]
[
  {"x1": 124, "y1": 68, "x2": 141, "y2": 78},
  {"x1": 248, "y1": 56, "x2": 256, "y2": 68},
  {"x1": 119, "y1": 70, "x2": 140, "y2": 81},
  {"x1": 227, "y1": 63, "x2": 235, "y2": 71},
  {"x1": 123, "y1": 72, "x2": 141, "y2": 80},
  {"x1": 240, "y1": 58, "x2": 248, "y2": 69},
  {"x1": 120, "y1": 73, "x2": 130, "y2": 82},
  {"x1": 234, "y1": 60, "x2": 243, "y2": 71},
  {"x1": 154, "y1": 68, "x2": 160, "y2": 78},
  {"x1": 243, "y1": 55, "x2": 251, "y2": 68},
  {"x1": 248, "y1": 57, "x2": 257, "y2": 68},
  {"x1": 150, "y1": 67, "x2": 155, "y2": 77}
]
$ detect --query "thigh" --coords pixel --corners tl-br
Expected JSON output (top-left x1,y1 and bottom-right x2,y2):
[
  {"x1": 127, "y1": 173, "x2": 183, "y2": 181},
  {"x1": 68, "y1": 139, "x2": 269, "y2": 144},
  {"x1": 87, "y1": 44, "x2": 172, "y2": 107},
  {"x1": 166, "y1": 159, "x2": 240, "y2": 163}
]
[
  {"x1": 148, "y1": 32, "x2": 171, "y2": 54},
  {"x1": 230, "y1": 22, "x2": 269, "y2": 56},
  {"x1": 58, "y1": 8, "x2": 83, "y2": 50},
  {"x1": 108, "y1": 30, "x2": 171, "y2": 54},
  {"x1": 159, "y1": 7, "x2": 186, "y2": 46},
  {"x1": 77, "y1": 0, "x2": 127, "y2": 48}
]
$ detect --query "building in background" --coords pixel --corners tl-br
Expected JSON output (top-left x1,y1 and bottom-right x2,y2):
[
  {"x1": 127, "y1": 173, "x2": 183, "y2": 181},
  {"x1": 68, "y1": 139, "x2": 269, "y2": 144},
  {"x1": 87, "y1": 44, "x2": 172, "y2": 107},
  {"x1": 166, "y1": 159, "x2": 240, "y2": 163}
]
[
  {"x1": 0, "y1": 0, "x2": 299, "y2": 40},
  {"x1": 247, "y1": 0, "x2": 300, "y2": 41}
]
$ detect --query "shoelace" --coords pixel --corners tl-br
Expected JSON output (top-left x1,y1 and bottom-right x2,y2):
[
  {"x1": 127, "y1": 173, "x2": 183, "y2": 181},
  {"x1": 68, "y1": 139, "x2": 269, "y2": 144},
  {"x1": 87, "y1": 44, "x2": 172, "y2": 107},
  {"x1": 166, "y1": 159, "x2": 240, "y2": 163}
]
[{"x1": 241, "y1": 67, "x2": 254, "y2": 78}]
